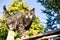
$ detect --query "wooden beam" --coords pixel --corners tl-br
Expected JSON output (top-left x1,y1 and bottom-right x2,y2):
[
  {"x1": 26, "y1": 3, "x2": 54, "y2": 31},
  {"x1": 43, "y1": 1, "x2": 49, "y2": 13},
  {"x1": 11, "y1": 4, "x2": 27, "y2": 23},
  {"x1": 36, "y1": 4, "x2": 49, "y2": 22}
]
[
  {"x1": 21, "y1": 34, "x2": 60, "y2": 40},
  {"x1": 40, "y1": 34, "x2": 60, "y2": 40},
  {"x1": 21, "y1": 29, "x2": 60, "y2": 40}
]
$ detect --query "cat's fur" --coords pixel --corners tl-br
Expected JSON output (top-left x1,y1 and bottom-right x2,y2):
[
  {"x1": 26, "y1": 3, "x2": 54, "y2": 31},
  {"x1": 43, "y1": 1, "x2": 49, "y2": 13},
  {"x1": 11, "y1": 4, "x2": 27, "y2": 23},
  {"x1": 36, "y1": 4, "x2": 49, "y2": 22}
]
[{"x1": 3, "y1": 5, "x2": 35, "y2": 37}]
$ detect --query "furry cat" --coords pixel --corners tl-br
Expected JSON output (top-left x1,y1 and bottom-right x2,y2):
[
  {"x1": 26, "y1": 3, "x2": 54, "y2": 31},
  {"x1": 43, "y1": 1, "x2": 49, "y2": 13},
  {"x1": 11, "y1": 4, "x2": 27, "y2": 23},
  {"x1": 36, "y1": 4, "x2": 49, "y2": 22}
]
[{"x1": 3, "y1": 5, "x2": 35, "y2": 38}]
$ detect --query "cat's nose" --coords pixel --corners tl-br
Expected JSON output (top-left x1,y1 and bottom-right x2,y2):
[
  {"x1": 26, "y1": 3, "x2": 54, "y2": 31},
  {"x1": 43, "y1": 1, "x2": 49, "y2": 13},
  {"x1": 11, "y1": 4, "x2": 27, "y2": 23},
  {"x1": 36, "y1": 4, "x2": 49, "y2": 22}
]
[{"x1": 27, "y1": 13, "x2": 30, "y2": 15}]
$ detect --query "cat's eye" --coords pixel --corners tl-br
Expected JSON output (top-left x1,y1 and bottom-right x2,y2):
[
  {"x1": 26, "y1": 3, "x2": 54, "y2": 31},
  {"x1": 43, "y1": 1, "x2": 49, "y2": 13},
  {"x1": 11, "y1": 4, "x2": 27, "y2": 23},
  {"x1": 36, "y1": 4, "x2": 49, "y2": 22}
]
[
  {"x1": 26, "y1": 13, "x2": 28, "y2": 15},
  {"x1": 30, "y1": 13, "x2": 32, "y2": 15}
]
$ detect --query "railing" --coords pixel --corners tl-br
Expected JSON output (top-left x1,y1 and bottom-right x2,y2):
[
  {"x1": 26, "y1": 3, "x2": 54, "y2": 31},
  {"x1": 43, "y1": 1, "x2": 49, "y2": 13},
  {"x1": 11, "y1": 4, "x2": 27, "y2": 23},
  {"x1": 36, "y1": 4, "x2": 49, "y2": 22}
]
[{"x1": 21, "y1": 29, "x2": 60, "y2": 40}]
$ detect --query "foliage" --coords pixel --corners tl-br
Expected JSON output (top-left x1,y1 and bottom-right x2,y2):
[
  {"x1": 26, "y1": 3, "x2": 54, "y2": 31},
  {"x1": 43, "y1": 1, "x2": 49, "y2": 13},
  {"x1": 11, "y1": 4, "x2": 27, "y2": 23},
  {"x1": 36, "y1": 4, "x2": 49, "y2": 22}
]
[
  {"x1": 0, "y1": 12, "x2": 8, "y2": 40},
  {"x1": 16, "y1": 38, "x2": 20, "y2": 40},
  {"x1": 38, "y1": 0, "x2": 60, "y2": 12},
  {"x1": 38, "y1": 0, "x2": 60, "y2": 24},
  {"x1": 38, "y1": 0, "x2": 60, "y2": 32},
  {"x1": 8, "y1": 0, "x2": 29, "y2": 15},
  {"x1": 0, "y1": 20, "x2": 8, "y2": 40},
  {"x1": 29, "y1": 16, "x2": 44, "y2": 35}
]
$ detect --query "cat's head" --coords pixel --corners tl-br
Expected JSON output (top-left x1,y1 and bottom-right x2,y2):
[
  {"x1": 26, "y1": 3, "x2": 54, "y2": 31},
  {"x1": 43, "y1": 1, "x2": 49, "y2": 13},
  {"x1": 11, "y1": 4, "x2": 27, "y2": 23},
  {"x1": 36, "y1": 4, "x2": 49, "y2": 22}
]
[{"x1": 24, "y1": 8, "x2": 35, "y2": 20}]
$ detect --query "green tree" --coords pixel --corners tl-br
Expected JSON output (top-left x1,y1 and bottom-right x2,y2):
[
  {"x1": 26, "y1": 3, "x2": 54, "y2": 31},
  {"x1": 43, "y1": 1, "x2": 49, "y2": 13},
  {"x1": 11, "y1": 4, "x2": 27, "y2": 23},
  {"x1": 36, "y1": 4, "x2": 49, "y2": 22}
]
[
  {"x1": 0, "y1": 16, "x2": 8, "y2": 40},
  {"x1": 38, "y1": 0, "x2": 60, "y2": 32}
]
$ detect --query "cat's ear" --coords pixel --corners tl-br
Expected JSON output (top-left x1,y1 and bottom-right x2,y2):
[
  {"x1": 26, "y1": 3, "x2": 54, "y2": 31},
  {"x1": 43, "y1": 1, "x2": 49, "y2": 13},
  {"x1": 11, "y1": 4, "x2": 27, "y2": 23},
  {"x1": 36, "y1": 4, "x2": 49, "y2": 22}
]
[
  {"x1": 3, "y1": 5, "x2": 6, "y2": 11},
  {"x1": 30, "y1": 8, "x2": 35, "y2": 13}
]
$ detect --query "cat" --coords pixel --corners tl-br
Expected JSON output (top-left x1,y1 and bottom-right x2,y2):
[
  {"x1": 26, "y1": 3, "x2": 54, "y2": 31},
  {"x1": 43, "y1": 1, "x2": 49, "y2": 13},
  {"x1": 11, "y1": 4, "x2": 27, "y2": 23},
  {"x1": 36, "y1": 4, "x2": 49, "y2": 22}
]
[
  {"x1": 17, "y1": 8, "x2": 35, "y2": 38},
  {"x1": 3, "y1": 5, "x2": 35, "y2": 38}
]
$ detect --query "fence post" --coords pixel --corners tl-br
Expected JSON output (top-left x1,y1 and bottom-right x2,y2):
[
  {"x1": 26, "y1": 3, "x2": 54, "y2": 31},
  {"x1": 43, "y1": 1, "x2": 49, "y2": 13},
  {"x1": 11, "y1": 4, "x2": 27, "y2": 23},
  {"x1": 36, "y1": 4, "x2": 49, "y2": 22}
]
[{"x1": 6, "y1": 30, "x2": 14, "y2": 40}]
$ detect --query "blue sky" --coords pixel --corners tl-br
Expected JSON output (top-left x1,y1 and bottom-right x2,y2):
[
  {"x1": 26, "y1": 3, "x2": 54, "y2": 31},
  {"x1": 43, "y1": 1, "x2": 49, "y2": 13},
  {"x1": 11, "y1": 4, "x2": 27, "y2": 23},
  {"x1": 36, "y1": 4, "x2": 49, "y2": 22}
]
[
  {"x1": 0, "y1": 0, "x2": 13, "y2": 18},
  {"x1": 0, "y1": 0, "x2": 47, "y2": 26}
]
